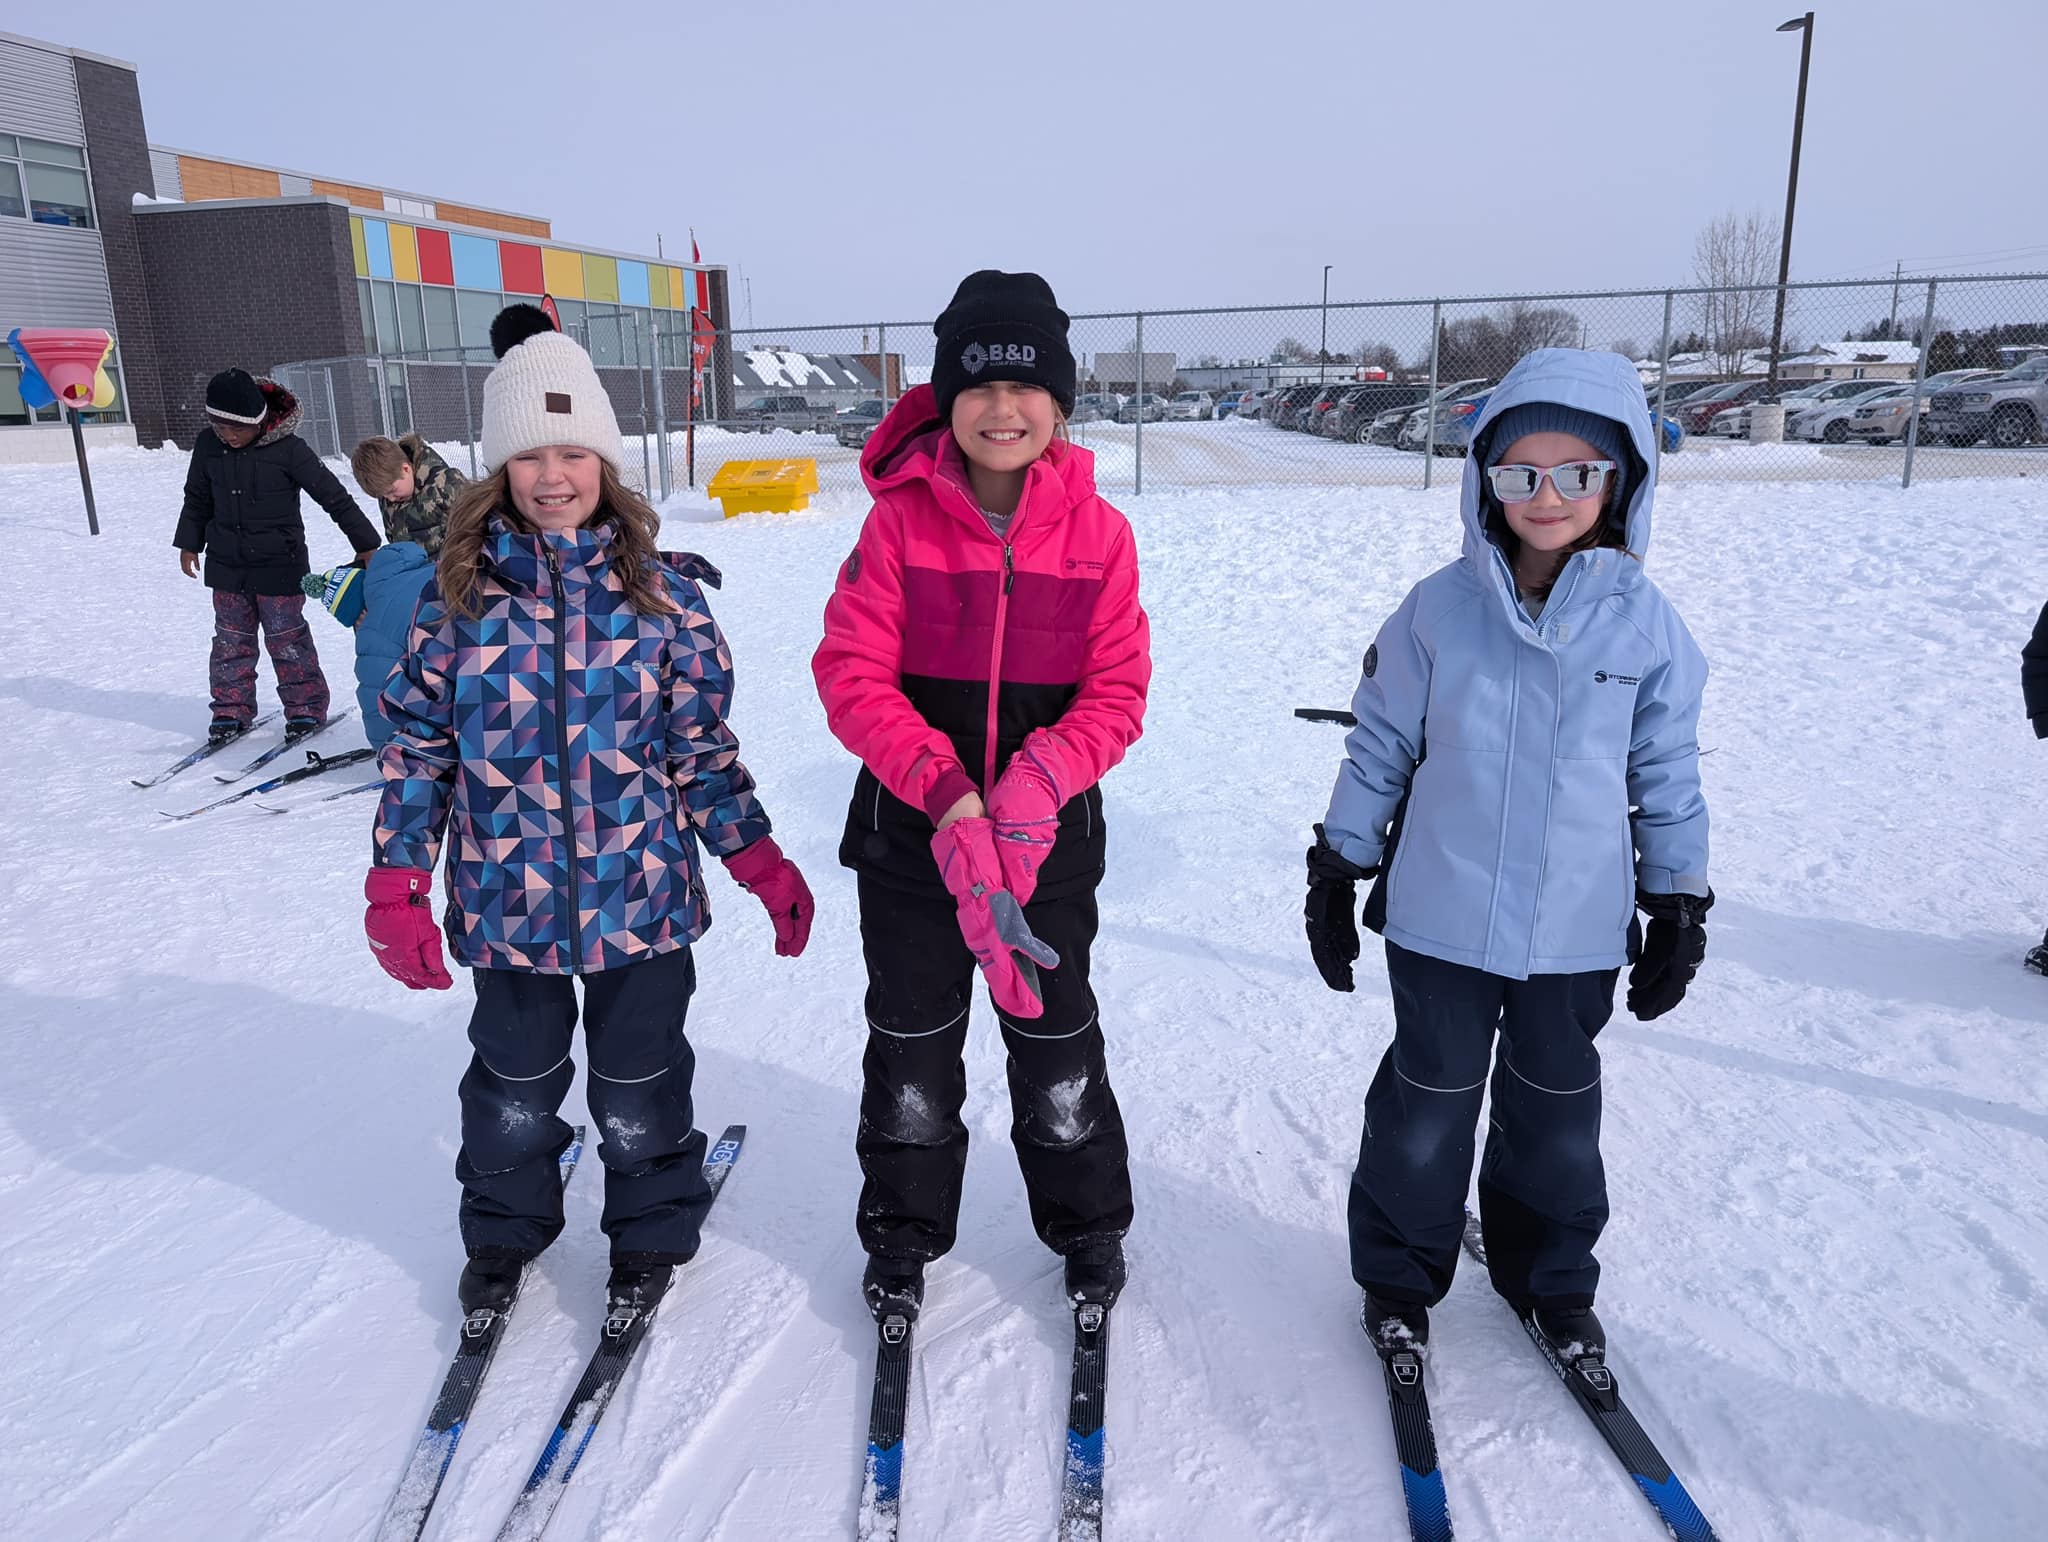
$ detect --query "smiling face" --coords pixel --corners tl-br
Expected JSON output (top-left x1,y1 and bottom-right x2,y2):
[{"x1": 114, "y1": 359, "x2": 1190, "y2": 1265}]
[
  {"x1": 1493, "y1": 430, "x2": 1614, "y2": 558},
  {"x1": 506, "y1": 445, "x2": 603, "y2": 532},
  {"x1": 950, "y1": 381, "x2": 1057, "y2": 477}
]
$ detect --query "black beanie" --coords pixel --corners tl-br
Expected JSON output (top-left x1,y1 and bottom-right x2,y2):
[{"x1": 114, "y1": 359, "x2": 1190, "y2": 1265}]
[
  {"x1": 204, "y1": 367, "x2": 266, "y2": 424},
  {"x1": 930, "y1": 270, "x2": 1076, "y2": 421}
]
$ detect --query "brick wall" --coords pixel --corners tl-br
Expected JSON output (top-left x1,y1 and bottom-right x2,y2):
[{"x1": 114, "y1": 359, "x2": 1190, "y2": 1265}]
[
  {"x1": 71, "y1": 58, "x2": 166, "y2": 446},
  {"x1": 134, "y1": 199, "x2": 372, "y2": 449}
]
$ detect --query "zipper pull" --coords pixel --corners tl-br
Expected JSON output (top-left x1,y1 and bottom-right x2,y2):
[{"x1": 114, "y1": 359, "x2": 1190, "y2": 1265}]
[
  {"x1": 546, "y1": 547, "x2": 561, "y2": 602},
  {"x1": 1003, "y1": 545, "x2": 1015, "y2": 595}
]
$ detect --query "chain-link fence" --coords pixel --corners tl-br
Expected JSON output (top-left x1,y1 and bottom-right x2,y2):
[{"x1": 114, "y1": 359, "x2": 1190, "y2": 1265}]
[{"x1": 276, "y1": 273, "x2": 2048, "y2": 503}]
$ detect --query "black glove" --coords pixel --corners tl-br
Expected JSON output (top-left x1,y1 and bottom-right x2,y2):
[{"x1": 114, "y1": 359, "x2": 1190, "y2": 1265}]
[
  {"x1": 1305, "y1": 823, "x2": 1376, "y2": 992},
  {"x1": 1627, "y1": 888, "x2": 1714, "y2": 1021}
]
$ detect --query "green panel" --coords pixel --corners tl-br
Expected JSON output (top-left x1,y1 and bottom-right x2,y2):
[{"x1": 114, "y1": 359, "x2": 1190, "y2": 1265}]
[{"x1": 582, "y1": 253, "x2": 619, "y2": 304}]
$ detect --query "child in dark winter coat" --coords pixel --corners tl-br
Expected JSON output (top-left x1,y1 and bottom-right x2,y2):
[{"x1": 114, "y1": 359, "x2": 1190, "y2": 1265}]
[
  {"x1": 351, "y1": 433, "x2": 464, "y2": 556},
  {"x1": 366, "y1": 304, "x2": 815, "y2": 1318},
  {"x1": 173, "y1": 368, "x2": 382, "y2": 743},
  {"x1": 301, "y1": 543, "x2": 436, "y2": 750},
  {"x1": 813, "y1": 271, "x2": 1151, "y2": 1326},
  {"x1": 1305, "y1": 347, "x2": 1712, "y2": 1368}
]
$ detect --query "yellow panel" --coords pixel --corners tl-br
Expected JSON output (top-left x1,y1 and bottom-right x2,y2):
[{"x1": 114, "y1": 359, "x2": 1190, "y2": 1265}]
[
  {"x1": 668, "y1": 267, "x2": 687, "y2": 309},
  {"x1": 582, "y1": 253, "x2": 619, "y2": 304},
  {"x1": 350, "y1": 217, "x2": 368, "y2": 278},
  {"x1": 388, "y1": 223, "x2": 420, "y2": 284},
  {"x1": 541, "y1": 248, "x2": 584, "y2": 300}
]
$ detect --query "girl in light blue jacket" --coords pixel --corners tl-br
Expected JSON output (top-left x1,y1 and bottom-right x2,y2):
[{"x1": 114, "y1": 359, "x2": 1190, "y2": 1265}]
[{"x1": 1303, "y1": 348, "x2": 1711, "y2": 1366}]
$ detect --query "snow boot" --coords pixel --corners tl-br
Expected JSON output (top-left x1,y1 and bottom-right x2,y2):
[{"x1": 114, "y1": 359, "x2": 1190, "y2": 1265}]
[
  {"x1": 1362, "y1": 1293, "x2": 1430, "y2": 1357},
  {"x1": 606, "y1": 1261, "x2": 674, "y2": 1317},
  {"x1": 1531, "y1": 1304, "x2": 1605, "y2": 1360},
  {"x1": 1063, "y1": 1237, "x2": 1127, "y2": 1311},
  {"x1": 206, "y1": 717, "x2": 245, "y2": 747},
  {"x1": 285, "y1": 714, "x2": 324, "y2": 737},
  {"x1": 862, "y1": 1256, "x2": 926, "y2": 1325},
  {"x1": 2025, "y1": 930, "x2": 2048, "y2": 975},
  {"x1": 457, "y1": 1255, "x2": 525, "y2": 1315}
]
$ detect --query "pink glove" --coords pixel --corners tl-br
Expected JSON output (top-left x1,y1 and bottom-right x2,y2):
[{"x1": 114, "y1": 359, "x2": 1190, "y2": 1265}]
[
  {"x1": 364, "y1": 866, "x2": 453, "y2": 990},
  {"x1": 929, "y1": 819, "x2": 1060, "y2": 1018},
  {"x1": 722, "y1": 836, "x2": 814, "y2": 958},
  {"x1": 987, "y1": 730, "x2": 1069, "y2": 906}
]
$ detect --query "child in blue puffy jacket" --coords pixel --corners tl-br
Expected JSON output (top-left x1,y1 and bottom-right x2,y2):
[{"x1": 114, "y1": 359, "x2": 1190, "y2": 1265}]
[
  {"x1": 1303, "y1": 348, "x2": 1712, "y2": 1368},
  {"x1": 303, "y1": 542, "x2": 436, "y2": 748}
]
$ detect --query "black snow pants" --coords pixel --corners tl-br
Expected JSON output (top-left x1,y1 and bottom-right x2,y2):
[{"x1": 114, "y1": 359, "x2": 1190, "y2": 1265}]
[
  {"x1": 854, "y1": 876, "x2": 1133, "y2": 1263},
  {"x1": 456, "y1": 946, "x2": 711, "y2": 1266},
  {"x1": 1349, "y1": 940, "x2": 1617, "y2": 1313}
]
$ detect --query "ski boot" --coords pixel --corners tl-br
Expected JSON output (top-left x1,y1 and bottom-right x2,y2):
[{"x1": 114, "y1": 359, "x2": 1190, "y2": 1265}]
[
  {"x1": 1362, "y1": 1293, "x2": 1430, "y2": 1358},
  {"x1": 206, "y1": 717, "x2": 245, "y2": 748},
  {"x1": 2025, "y1": 930, "x2": 2048, "y2": 975},
  {"x1": 861, "y1": 1256, "x2": 926, "y2": 1325},
  {"x1": 1063, "y1": 1238, "x2": 1128, "y2": 1312},
  {"x1": 284, "y1": 714, "x2": 325, "y2": 738},
  {"x1": 1531, "y1": 1304, "x2": 1606, "y2": 1361},
  {"x1": 457, "y1": 1255, "x2": 524, "y2": 1317},
  {"x1": 606, "y1": 1260, "x2": 675, "y2": 1318}
]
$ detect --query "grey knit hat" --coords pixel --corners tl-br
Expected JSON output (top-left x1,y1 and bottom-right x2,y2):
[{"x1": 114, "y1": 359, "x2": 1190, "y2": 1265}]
[{"x1": 1483, "y1": 401, "x2": 1629, "y2": 470}]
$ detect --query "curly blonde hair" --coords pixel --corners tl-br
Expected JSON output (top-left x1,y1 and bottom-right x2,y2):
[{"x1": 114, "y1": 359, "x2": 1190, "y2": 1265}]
[{"x1": 438, "y1": 459, "x2": 676, "y2": 620}]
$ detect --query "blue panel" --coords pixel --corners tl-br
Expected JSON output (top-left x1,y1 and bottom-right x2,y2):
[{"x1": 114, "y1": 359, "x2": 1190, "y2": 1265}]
[
  {"x1": 362, "y1": 218, "x2": 393, "y2": 280},
  {"x1": 450, "y1": 232, "x2": 502, "y2": 291},
  {"x1": 617, "y1": 260, "x2": 650, "y2": 308}
]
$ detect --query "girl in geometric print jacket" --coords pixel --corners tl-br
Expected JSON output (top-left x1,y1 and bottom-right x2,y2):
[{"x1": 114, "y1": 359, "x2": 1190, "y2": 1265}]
[
  {"x1": 813, "y1": 271, "x2": 1150, "y2": 1330},
  {"x1": 365, "y1": 304, "x2": 814, "y2": 1322}
]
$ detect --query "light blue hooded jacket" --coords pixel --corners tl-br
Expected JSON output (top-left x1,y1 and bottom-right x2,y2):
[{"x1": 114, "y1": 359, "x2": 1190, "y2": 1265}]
[{"x1": 1323, "y1": 348, "x2": 1709, "y2": 980}]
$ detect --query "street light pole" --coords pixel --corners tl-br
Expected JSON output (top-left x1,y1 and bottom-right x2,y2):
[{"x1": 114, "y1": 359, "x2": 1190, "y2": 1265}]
[
  {"x1": 1320, "y1": 264, "x2": 1332, "y2": 384},
  {"x1": 1765, "y1": 11, "x2": 1814, "y2": 401}
]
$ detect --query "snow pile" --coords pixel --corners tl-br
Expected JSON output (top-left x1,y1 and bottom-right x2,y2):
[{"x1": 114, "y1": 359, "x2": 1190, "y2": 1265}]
[{"x1": 2, "y1": 447, "x2": 2045, "y2": 1539}]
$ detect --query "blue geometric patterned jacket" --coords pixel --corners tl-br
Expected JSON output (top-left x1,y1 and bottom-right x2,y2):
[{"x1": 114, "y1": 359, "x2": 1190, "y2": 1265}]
[{"x1": 373, "y1": 517, "x2": 770, "y2": 973}]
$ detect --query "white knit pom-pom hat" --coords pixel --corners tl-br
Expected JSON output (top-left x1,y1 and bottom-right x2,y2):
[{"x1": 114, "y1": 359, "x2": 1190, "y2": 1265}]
[{"x1": 479, "y1": 305, "x2": 625, "y2": 474}]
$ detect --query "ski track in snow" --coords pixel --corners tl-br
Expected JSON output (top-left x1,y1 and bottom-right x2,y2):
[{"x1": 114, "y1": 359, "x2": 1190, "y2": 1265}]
[{"x1": 4, "y1": 446, "x2": 2048, "y2": 1539}]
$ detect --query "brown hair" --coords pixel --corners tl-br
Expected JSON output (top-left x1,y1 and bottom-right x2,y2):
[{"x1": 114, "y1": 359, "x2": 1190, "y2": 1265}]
[
  {"x1": 437, "y1": 460, "x2": 677, "y2": 620},
  {"x1": 350, "y1": 436, "x2": 407, "y2": 496}
]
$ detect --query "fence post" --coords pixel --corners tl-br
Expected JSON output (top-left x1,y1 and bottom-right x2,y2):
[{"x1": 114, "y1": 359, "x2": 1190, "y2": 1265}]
[
  {"x1": 459, "y1": 358, "x2": 478, "y2": 476},
  {"x1": 878, "y1": 322, "x2": 890, "y2": 411},
  {"x1": 650, "y1": 313, "x2": 671, "y2": 501},
  {"x1": 1422, "y1": 300, "x2": 1441, "y2": 491},
  {"x1": 1654, "y1": 290, "x2": 1674, "y2": 478},
  {"x1": 1134, "y1": 311, "x2": 1144, "y2": 496},
  {"x1": 1901, "y1": 279, "x2": 1939, "y2": 491},
  {"x1": 322, "y1": 367, "x2": 341, "y2": 463}
]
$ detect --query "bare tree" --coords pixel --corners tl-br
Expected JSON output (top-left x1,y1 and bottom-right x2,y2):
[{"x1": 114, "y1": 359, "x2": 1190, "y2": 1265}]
[
  {"x1": 1609, "y1": 338, "x2": 1641, "y2": 360},
  {"x1": 1693, "y1": 210, "x2": 1782, "y2": 376},
  {"x1": 1354, "y1": 340, "x2": 1402, "y2": 373},
  {"x1": 1501, "y1": 302, "x2": 1580, "y2": 356},
  {"x1": 1272, "y1": 336, "x2": 1314, "y2": 363}
]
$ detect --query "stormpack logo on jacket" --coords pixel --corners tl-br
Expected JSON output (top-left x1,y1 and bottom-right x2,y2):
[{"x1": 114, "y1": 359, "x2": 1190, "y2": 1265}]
[
  {"x1": 1593, "y1": 669, "x2": 1641, "y2": 685},
  {"x1": 961, "y1": 340, "x2": 1036, "y2": 374}
]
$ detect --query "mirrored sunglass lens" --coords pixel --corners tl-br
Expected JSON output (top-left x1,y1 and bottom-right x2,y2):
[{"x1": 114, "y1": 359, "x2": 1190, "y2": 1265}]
[
  {"x1": 1491, "y1": 466, "x2": 1539, "y2": 499},
  {"x1": 1555, "y1": 462, "x2": 1603, "y2": 498}
]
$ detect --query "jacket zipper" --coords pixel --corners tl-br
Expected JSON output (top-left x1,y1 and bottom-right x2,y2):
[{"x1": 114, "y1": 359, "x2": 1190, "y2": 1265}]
[
  {"x1": 547, "y1": 548, "x2": 585, "y2": 971},
  {"x1": 984, "y1": 542, "x2": 1014, "y2": 793}
]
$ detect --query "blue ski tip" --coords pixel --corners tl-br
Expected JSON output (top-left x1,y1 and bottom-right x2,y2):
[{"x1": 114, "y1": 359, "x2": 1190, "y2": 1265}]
[
  {"x1": 1399, "y1": 1465, "x2": 1454, "y2": 1542},
  {"x1": 1064, "y1": 1426, "x2": 1105, "y2": 1486},
  {"x1": 1632, "y1": 1471, "x2": 1718, "y2": 1542},
  {"x1": 864, "y1": 1439, "x2": 903, "y2": 1501}
]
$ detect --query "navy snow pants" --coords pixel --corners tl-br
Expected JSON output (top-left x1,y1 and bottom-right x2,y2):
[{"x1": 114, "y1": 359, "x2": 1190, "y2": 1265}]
[
  {"x1": 456, "y1": 946, "x2": 711, "y2": 1266},
  {"x1": 1349, "y1": 940, "x2": 1617, "y2": 1312}
]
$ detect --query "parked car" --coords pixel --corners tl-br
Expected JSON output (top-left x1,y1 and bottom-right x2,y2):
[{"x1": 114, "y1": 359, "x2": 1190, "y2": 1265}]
[
  {"x1": 1168, "y1": 390, "x2": 1216, "y2": 421},
  {"x1": 1779, "y1": 380, "x2": 1902, "y2": 439},
  {"x1": 1839, "y1": 372, "x2": 1996, "y2": 444},
  {"x1": 835, "y1": 398, "x2": 886, "y2": 448},
  {"x1": 1214, "y1": 391, "x2": 1245, "y2": 419},
  {"x1": 1926, "y1": 354, "x2": 2048, "y2": 447},
  {"x1": 730, "y1": 393, "x2": 837, "y2": 433},
  {"x1": 1792, "y1": 386, "x2": 1908, "y2": 443},
  {"x1": 1399, "y1": 390, "x2": 1492, "y2": 455},
  {"x1": 1071, "y1": 392, "x2": 1124, "y2": 424},
  {"x1": 1283, "y1": 384, "x2": 1352, "y2": 433},
  {"x1": 1647, "y1": 379, "x2": 1729, "y2": 406},
  {"x1": 1675, "y1": 380, "x2": 1768, "y2": 435},
  {"x1": 1230, "y1": 390, "x2": 1268, "y2": 421},
  {"x1": 1327, "y1": 383, "x2": 1429, "y2": 443},
  {"x1": 1706, "y1": 383, "x2": 1836, "y2": 439},
  {"x1": 1265, "y1": 383, "x2": 1325, "y2": 430},
  {"x1": 1116, "y1": 393, "x2": 1170, "y2": 424},
  {"x1": 1381, "y1": 379, "x2": 1493, "y2": 448}
]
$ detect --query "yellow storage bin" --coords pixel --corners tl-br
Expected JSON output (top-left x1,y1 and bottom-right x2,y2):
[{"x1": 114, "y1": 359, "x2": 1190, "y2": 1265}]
[{"x1": 706, "y1": 459, "x2": 820, "y2": 517}]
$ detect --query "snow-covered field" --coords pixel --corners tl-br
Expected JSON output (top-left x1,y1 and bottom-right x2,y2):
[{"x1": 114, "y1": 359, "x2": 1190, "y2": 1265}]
[{"x1": 4, "y1": 445, "x2": 2047, "y2": 1541}]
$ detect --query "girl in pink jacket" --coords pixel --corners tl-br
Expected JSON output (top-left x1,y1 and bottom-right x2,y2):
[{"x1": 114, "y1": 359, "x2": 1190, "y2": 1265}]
[{"x1": 813, "y1": 271, "x2": 1150, "y2": 1328}]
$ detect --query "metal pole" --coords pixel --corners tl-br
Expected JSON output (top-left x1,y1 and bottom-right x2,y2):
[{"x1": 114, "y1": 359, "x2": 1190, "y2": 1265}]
[
  {"x1": 322, "y1": 367, "x2": 342, "y2": 465},
  {"x1": 650, "y1": 312, "x2": 670, "y2": 500},
  {"x1": 1654, "y1": 290, "x2": 1675, "y2": 479},
  {"x1": 1320, "y1": 265, "x2": 1332, "y2": 384},
  {"x1": 1422, "y1": 300, "x2": 1441, "y2": 491},
  {"x1": 68, "y1": 408, "x2": 100, "y2": 535},
  {"x1": 1134, "y1": 311, "x2": 1144, "y2": 496},
  {"x1": 877, "y1": 322, "x2": 890, "y2": 410},
  {"x1": 1901, "y1": 279, "x2": 1938, "y2": 490},
  {"x1": 1765, "y1": 11, "x2": 1815, "y2": 401},
  {"x1": 685, "y1": 324, "x2": 697, "y2": 489},
  {"x1": 1889, "y1": 260, "x2": 1902, "y2": 337},
  {"x1": 459, "y1": 358, "x2": 477, "y2": 476}
]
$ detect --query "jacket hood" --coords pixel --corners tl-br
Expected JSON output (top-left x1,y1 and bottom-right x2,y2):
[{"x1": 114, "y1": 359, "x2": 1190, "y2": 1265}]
[
  {"x1": 1459, "y1": 348, "x2": 1657, "y2": 614},
  {"x1": 859, "y1": 383, "x2": 1100, "y2": 533},
  {"x1": 254, "y1": 378, "x2": 302, "y2": 446}
]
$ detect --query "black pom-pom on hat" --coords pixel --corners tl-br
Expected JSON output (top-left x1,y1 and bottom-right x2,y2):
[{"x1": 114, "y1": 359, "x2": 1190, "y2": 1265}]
[{"x1": 489, "y1": 303, "x2": 558, "y2": 360}]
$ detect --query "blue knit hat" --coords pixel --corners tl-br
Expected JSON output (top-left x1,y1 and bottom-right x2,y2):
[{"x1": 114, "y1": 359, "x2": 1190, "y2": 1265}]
[
  {"x1": 1483, "y1": 401, "x2": 1629, "y2": 470},
  {"x1": 301, "y1": 563, "x2": 366, "y2": 627}
]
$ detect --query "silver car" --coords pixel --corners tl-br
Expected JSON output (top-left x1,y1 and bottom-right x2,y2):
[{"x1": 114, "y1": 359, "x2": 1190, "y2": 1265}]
[{"x1": 1843, "y1": 371, "x2": 1999, "y2": 443}]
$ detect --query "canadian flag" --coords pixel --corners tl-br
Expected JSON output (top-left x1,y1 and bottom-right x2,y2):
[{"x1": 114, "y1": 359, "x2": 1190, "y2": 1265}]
[{"x1": 689, "y1": 233, "x2": 715, "y2": 410}]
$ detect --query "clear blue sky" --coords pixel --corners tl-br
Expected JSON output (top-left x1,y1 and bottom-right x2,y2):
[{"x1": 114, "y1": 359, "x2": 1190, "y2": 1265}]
[{"x1": 43, "y1": 0, "x2": 2048, "y2": 325}]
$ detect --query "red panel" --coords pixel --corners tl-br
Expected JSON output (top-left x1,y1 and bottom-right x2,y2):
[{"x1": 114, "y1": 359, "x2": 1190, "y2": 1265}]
[
  {"x1": 500, "y1": 242, "x2": 544, "y2": 295},
  {"x1": 416, "y1": 227, "x2": 454, "y2": 287}
]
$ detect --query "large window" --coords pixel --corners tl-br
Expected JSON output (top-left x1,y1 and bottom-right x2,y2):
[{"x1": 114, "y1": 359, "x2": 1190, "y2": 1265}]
[
  {"x1": 423, "y1": 287, "x2": 459, "y2": 355},
  {"x1": 456, "y1": 289, "x2": 503, "y2": 361},
  {"x1": 0, "y1": 133, "x2": 94, "y2": 228}
]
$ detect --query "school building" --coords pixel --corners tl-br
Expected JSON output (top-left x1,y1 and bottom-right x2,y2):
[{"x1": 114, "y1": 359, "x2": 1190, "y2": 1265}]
[{"x1": 2, "y1": 29, "x2": 728, "y2": 461}]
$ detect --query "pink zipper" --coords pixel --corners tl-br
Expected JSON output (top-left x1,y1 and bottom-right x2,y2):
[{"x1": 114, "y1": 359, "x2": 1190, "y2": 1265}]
[{"x1": 985, "y1": 541, "x2": 1013, "y2": 792}]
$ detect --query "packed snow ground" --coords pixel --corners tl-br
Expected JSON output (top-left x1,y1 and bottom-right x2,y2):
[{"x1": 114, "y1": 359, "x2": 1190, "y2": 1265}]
[{"x1": 3, "y1": 446, "x2": 2047, "y2": 1541}]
